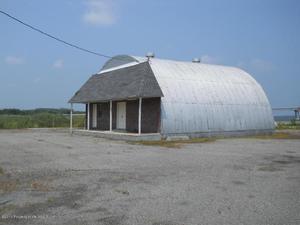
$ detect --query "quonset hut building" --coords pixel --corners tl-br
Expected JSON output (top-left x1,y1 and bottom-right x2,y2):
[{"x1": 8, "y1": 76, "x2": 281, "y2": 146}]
[{"x1": 69, "y1": 54, "x2": 274, "y2": 139}]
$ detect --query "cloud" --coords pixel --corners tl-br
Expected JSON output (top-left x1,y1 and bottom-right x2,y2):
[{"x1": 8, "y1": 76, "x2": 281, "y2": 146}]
[
  {"x1": 53, "y1": 59, "x2": 64, "y2": 69},
  {"x1": 5, "y1": 56, "x2": 24, "y2": 65},
  {"x1": 83, "y1": 0, "x2": 116, "y2": 26},
  {"x1": 237, "y1": 59, "x2": 275, "y2": 73},
  {"x1": 200, "y1": 55, "x2": 219, "y2": 64}
]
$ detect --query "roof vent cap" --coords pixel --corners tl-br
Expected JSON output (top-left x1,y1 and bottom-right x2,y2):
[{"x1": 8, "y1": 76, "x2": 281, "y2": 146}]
[
  {"x1": 192, "y1": 58, "x2": 201, "y2": 63},
  {"x1": 146, "y1": 52, "x2": 155, "y2": 60}
]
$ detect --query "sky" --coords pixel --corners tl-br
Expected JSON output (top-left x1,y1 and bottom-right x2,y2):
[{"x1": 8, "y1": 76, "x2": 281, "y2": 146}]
[{"x1": 0, "y1": 0, "x2": 300, "y2": 111}]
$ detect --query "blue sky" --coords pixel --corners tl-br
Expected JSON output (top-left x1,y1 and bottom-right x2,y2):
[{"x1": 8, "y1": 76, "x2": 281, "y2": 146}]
[{"x1": 1, "y1": 0, "x2": 299, "y2": 111}]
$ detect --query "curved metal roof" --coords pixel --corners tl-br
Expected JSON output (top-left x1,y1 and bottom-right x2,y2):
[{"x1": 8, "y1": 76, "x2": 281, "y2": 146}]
[{"x1": 99, "y1": 55, "x2": 275, "y2": 134}]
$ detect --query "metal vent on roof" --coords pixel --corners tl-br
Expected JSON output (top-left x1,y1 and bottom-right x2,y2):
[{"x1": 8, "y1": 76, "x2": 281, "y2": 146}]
[
  {"x1": 146, "y1": 52, "x2": 155, "y2": 60},
  {"x1": 192, "y1": 58, "x2": 201, "y2": 63}
]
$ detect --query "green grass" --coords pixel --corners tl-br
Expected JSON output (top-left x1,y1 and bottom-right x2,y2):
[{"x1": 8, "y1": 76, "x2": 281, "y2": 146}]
[
  {"x1": 276, "y1": 121, "x2": 300, "y2": 130},
  {"x1": 132, "y1": 137, "x2": 215, "y2": 148},
  {"x1": 0, "y1": 204, "x2": 16, "y2": 214},
  {"x1": 249, "y1": 132, "x2": 300, "y2": 140},
  {"x1": 0, "y1": 113, "x2": 84, "y2": 129},
  {"x1": 131, "y1": 131, "x2": 300, "y2": 148}
]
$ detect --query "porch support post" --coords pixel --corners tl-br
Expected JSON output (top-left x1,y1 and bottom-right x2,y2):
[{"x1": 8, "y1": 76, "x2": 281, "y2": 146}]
[
  {"x1": 138, "y1": 97, "x2": 142, "y2": 135},
  {"x1": 87, "y1": 103, "x2": 90, "y2": 130},
  {"x1": 70, "y1": 103, "x2": 73, "y2": 134},
  {"x1": 109, "y1": 100, "x2": 112, "y2": 132}
]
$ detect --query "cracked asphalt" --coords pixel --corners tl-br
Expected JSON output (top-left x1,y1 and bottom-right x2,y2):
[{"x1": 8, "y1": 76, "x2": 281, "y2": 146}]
[{"x1": 0, "y1": 129, "x2": 299, "y2": 225}]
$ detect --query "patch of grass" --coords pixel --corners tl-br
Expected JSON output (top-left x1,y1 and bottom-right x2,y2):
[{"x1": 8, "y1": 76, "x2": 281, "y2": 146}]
[
  {"x1": 0, "y1": 204, "x2": 16, "y2": 214},
  {"x1": 131, "y1": 132, "x2": 300, "y2": 148},
  {"x1": 0, "y1": 113, "x2": 85, "y2": 129},
  {"x1": 131, "y1": 137, "x2": 215, "y2": 148},
  {"x1": 130, "y1": 130, "x2": 300, "y2": 149},
  {"x1": 276, "y1": 120, "x2": 300, "y2": 130},
  {"x1": 251, "y1": 132, "x2": 300, "y2": 140},
  {"x1": 47, "y1": 197, "x2": 55, "y2": 203}
]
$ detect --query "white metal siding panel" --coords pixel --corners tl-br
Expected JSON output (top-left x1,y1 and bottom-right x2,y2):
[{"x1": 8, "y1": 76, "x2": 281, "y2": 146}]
[{"x1": 146, "y1": 58, "x2": 274, "y2": 134}]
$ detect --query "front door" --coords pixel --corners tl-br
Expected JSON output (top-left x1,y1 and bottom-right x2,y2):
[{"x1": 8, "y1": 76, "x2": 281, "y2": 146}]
[
  {"x1": 92, "y1": 104, "x2": 97, "y2": 128},
  {"x1": 116, "y1": 102, "x2": 126, "y2": 129}
]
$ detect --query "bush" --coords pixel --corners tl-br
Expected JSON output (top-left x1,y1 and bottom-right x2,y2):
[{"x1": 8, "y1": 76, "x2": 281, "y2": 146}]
[
  {"x1": 276, "y1": 120, "x2": 300, "y2": 130},
  {"x1": 0, "y1": 113, "x2": 85, "y2": 129}
]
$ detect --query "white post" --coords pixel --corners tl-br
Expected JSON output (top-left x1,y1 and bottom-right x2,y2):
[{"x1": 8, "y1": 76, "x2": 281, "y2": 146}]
[
  {"x1": 70, "y1": 103, "x2": 73, "y2": 134},
  {"x1": 109, "y1": 100, "x2": 112, "y2": 132},
  {"x1": 87, "y1": 103, "x2": 90, "y2": 130},
  {"x1": 138, "y1": 97, "x2": 142, "y2": 135}
]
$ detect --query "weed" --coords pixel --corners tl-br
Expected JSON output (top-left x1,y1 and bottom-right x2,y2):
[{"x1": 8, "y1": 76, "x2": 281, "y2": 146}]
[
  {"x1": 131, "y1": 138, "x2": 215, "y2": 148},
  {"x1": 31, "y1": 181, "x2": 50, "y2": 192},
  {"x1": 0, "y1": 204, "x2": 16, "y2": 214},
  {"x1": 131, "y1": 132, "x2": 300, "y2": 148},
  {"x1": 0, "y1": 180, "x2": 18, "y2": 193},
  {"x1": 276, "y1": 121, "x2": 300, "y2": 130},
  {"x1": 47, "y1": 197, "x2": 55, "y2": 203},
  {"x1": 251, "y1": 132, "x2": 300, "y2": 140},
  {"x1": 115, "y1": 189, "x2": 130, "y2": 195}
]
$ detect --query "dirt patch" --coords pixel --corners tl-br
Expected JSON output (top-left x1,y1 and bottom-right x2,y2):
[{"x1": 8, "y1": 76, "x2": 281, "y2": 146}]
[
  {"x1": 258, "y1": 154, "x2": 300, "y2": 172},
  {"x1": 31, "y1": 180, "x2": 51, "y2": 192},
  {"x1": 0, "y1": 180, "x2": 19, "y2": 193},
  {"x1": 152, "y1": 221, "x2": 183, "y2": 225},
  {"x1": 97, "y1": 215, "x2": 127, "y2": 225},
  {"x1": 12, "y1": 184, "x2": 87, "y2": 216},
  {"x1": 83, "y1": 206, "x2": 110, "y2": 214},
  {"x1": 257, "y1": 164, "x2": 284, "y2": 172},
  {"x1": 232, "y1": 180, "x2": 246, "y2": 185},
  {"x1": 268, "y1": 154, "x2": 300, "y2": 165},
  {"x1": 97, "y1": 170, "x2": 162, "y2": 186},
  {"x1": 115, "y1": 188, "x2": 130, "y2": 195}
]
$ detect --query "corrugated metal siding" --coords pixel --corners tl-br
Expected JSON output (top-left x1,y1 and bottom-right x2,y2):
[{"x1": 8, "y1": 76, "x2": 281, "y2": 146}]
[{"x1": 146, "y1": 58, "x2": 274, "y2": 134}]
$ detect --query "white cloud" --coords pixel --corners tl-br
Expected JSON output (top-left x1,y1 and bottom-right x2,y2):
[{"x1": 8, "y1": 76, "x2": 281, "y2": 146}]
[
  {"x1": 53, "y1": 59, "x2": 64, "y2": 69},
  {"x1": 200, "y1": 55, "x2": 219, "y2": 64},
  {"x1": 83, "y1": 0, "x2": 116, "y2": 26},
  {"x1": 5, "y1": 56, "x2": 24, "y2": 65}
]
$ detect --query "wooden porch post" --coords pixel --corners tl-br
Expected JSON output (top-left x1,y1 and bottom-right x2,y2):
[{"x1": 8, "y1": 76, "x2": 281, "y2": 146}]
[
  {"x1": 110, "y1": 100, "x2": 112, "y2": 132},
  {"x1": 87, "y1": 103, "x2": 90, "y2": 130},
  {"x1": 138, "y1": 97, "x2": 142, "y2": 135},
  {"x1": 70, "y1": 103, "x2": 73, "y2": 134}
]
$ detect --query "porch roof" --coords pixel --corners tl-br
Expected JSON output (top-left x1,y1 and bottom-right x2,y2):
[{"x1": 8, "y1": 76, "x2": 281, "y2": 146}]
[{"x1": 69, "y1": 62, "x2": 163, "y2": 103}]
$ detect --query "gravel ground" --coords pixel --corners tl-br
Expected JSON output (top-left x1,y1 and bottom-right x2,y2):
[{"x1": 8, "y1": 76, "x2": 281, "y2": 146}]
[{"x1": 0, "y1": 129, "x2": 299, "y2": 225}]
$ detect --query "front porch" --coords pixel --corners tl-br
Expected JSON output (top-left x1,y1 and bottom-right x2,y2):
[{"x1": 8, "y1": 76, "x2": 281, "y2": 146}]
[
  {"x1": 72, "y1": 129, "x2": 161, "y2": 141},
  {"x1": 70, "y1": 97, "x2": 161, "y2": 139}
]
